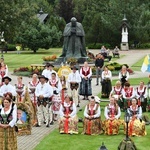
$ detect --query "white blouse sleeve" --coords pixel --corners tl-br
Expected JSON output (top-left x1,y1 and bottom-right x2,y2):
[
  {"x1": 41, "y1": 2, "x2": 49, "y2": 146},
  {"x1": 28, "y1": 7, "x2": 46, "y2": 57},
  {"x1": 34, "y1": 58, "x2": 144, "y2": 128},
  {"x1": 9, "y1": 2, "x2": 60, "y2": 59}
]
[
  {"x1": 9, "y1": 108, "x2": 17, "y2": 127},
  {"x1": 84, "y1": 105, "x2": 89, "y2": 118},
  {"x1": 104, "y1": 106, "x2": 109, "y2": 119},
  {"x1": 59, "y1": 104, "x2": 65, "y2": 117},
  {"x1": 115, "y1": 107, "x2": 121, "y2": 119}
]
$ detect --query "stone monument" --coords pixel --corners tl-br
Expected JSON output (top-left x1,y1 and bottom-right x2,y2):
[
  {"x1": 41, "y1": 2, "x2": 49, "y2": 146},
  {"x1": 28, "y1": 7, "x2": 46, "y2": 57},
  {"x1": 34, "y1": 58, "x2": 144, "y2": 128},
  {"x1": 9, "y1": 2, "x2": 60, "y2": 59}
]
[
  {"x1": 120, "y1": 15, "x2": 130, "y2": 51},
  {"x1": 58, "y1": 17, "x2": 87, "y2": 64}
]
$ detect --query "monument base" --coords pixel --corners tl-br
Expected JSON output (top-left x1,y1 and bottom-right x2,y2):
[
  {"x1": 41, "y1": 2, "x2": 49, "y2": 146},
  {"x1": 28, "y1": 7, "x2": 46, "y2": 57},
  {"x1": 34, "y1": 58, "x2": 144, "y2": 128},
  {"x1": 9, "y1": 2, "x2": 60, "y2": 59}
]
[
  {"x1": 55, "y1": 57, "x2": 88, "y2": 65},
  {"x1": 121, "y1": 43, "x2": 129, "y2": 51}
]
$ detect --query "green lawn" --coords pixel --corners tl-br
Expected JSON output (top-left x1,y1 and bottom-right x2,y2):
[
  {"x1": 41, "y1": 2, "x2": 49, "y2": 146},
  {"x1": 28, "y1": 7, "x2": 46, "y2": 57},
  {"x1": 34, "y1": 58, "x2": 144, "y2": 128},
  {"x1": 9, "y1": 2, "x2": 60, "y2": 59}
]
[
  {"x1": 131, "y1": 57, "x2": 144, "y2": 71},
  {"x1": 3, "y1": 48, "x2": 62, "y2": 71},
  {"x1": 34, "y1": 102, "x2": 150, "y2": 150}
]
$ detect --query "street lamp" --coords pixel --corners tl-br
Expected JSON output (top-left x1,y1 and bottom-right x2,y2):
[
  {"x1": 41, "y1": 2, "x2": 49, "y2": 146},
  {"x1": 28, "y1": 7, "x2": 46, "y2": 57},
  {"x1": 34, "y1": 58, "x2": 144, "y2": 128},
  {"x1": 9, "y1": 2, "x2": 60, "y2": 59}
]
[
  {"x1": 124, "y1": 111, "x2": 130, "y2": 141},
  {"x1": 118, "y1": 111, "x2": 137, "y2": 150},
  {"x1": 99, "y1": 142, "x2": 108, "y2": 150}
]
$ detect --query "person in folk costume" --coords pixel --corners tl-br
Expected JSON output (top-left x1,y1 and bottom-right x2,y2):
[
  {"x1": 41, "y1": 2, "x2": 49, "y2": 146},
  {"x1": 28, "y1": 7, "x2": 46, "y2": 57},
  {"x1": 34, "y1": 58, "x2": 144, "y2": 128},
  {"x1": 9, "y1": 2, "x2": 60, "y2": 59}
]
[
  {"x1": 14, "y1": 76, "x2": 26, "y2": 102},
  {"x1": 68, "y1": 66, "x2": 81, "y2": 107},
  {"x1": 135, "y1": 81, "x2": 147, "y2": 112},
  {"x1": 122, "y1": 82, "x2": 135, "y2": 110},
  {"x1": 0, "y1": 61, "x2": 8, "y2": 87},
  {"x1": 101, "y1": 66, "x2": 112, "y2": 98},
  {"x1": 49, "y1": 72, "x2": 62, "y2": 123},
  {"x1": 59, "y1": 95, "x2": 78, "y2": 134},
  {"x1": 0, "y1": 92, "x2": 17, "y2": 150},
  {"x1": 119, "y1": 65, "x2": 129, "y2": 87},
  {"x1": 79, "y1": 61, "x2": 92, "y2": 100},
  {"x1": 109, "y1": 81, "x2": 123, "y2": 109},
  {"x1": 60, "y1": 75, "x2": 68, "y2": 103},
  {"x1": 126, "y1": 98, "x2": 146, "y2": 136},
  {"x1": 0, "y1": 76, "x2": 17, "y2": 100},
  {"x1": 147, "y1": 75, "x2": 150, "y2": 112},
  {"x1": 42, "y1": 63, "x2": 58, "y2": 80},
  {"x1": 35, "y1": 75, "x2": 53, "y2": 127},
  {"x1": 28, "y1": 74, "x2": 39, "y2": 126},
  {"x1": 82, "y1": 96, "x2": 102, "y2": 135},
  {"x1": 104, "y1": 97, "x2": 121, "y2": 135}
]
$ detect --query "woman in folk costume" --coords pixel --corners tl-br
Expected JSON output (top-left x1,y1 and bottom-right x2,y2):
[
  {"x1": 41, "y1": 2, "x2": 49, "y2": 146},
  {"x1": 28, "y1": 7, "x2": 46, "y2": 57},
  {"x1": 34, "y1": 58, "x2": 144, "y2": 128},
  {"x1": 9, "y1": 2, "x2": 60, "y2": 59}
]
[
  {"x1": 109, "y1": 81, "x2": 123, "y2": 109},
  {"x1": 126, "y1": 98, "x2": 146, "y2": 136},
  {"x1": 135, "y1": 81, "x2": 147, "y2": 112},
  {"x1": 79, "y1": 61, "x2": 92, "y2": 100},
  {"x1": 101, "y1": 66, "x2": 112, "y2": 98},
  {"x1": 28, "y1": 74, "x2": 39, "y2": 126},
  {"x1": 14, "y1": 76, "x2": 26, "y2": 102},
  {"x1": 119, "y1": 65, "x2": 129, "y2": 87},
  {"x1": 147, "y1": 75, "x2": 150, "y2": 112},
  {"x1": 0, "y1": 61, "x2": 8, "y2": 86},
  {"x1": 59, "y1": 95, "x2": 78, "y2": 134},
  {"x1": 49, "y1": 72, "x2": 62, "y2": 121},
  {"x1": 122, "y1": 82, "x2": 135, "y2": 110},
  {"x1": 0, "y1": 93, "x2": 17, "y2": 150},
  {"x1": 60, "y1": 75, "x2": 68, "y2": 103},
  {"x1": 104, "y1": 97, "x2": 121, "y2": 135},
  {"x1": 82, "y1": 96, "x2": 102, "y2": 135}
]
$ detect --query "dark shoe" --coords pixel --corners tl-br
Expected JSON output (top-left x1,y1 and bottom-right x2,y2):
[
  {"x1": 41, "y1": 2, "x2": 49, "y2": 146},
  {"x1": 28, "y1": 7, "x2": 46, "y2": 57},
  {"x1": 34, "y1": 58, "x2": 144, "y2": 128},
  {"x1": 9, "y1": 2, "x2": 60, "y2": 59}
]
[
  {"x1": 96, "y1": 84, "x2": 99, "y2": 86},
  {"x1": 77, "y1": 104, "x2": 80, "y2": 107},
  {"x1": 50, "y1": 121, "x2": 54, "y2": 125},
  {"x1": 36, "y1": 124, "x2": 41, "y2": 127},
  {"x1": 79, "y1": 109, "x2": 82, "y2": 111},
  {"x1": 46, "y1": 124, "x2": 49, "y2": 127},
  {"x1": 43, "y1": 121, "x2": 46, "y2": 124},
  {"x1": 82, "y1": 97, "x2": 85, "y2": 100}
]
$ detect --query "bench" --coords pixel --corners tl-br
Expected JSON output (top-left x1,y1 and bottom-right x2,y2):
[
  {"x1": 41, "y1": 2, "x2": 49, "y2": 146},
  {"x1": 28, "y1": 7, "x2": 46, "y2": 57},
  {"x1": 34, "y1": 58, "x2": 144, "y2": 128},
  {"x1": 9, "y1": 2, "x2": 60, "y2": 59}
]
[{"x1": 30, "y1": 64, "x2": 45, "y2": 74}]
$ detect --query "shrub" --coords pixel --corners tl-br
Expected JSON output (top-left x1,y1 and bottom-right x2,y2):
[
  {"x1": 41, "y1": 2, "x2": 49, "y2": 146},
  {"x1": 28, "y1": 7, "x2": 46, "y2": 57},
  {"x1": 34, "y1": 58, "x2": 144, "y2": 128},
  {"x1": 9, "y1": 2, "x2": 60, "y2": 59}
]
[
  {"x1": 87, "y1": 43, "x2": 111, "y2": 49},
  {"x1": 7, "y1": 44, "x2": 16, "y2": 51},
  {"x1": 138, "y1": 43, "x2": 150, "y2": 49}
]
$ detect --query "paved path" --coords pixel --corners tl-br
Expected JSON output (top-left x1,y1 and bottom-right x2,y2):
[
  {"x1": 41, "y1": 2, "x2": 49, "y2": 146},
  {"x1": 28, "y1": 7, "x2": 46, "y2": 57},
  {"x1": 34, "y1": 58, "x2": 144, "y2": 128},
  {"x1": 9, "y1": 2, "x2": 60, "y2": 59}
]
[{"x1": 7, "y1": 49, "x2": 149, "y2": 150}]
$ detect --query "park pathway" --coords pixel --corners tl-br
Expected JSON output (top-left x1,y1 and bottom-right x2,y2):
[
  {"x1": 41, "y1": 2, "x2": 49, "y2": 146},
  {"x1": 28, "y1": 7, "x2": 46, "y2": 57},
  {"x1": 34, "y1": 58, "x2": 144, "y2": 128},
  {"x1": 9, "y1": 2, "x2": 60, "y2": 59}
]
[{"x1": 8, "y1": 49, "x2": 149, "y2": 150}]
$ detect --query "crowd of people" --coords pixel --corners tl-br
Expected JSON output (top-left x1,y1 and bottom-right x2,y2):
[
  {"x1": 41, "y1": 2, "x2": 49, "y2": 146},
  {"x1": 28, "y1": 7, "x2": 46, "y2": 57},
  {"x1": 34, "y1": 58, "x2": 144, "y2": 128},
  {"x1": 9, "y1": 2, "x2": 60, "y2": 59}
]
[{"x1": 0, "y1": 54, "x2": 149, "y2": 149}]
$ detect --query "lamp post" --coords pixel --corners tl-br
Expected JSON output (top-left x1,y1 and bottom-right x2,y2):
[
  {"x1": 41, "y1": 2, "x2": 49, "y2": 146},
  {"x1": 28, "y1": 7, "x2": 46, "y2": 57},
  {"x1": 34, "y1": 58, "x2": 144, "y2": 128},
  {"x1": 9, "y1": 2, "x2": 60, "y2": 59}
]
[
  {"x1": 118, "y1": 111, "x2": 137, "y2": 150},
  {"x1": 99, "y1": 142, "x2": 108, "y2": 150},
  {"x1": 124, "y1": 111, "x2": 130, "y2": 141}
]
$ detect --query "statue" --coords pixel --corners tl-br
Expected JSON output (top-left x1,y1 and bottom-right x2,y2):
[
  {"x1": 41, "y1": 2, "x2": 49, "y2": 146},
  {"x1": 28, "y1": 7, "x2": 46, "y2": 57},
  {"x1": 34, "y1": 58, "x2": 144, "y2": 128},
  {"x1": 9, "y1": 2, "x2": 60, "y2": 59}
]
[{"x1": 60, "y1": 17, "x2": 87, "y2": 58}]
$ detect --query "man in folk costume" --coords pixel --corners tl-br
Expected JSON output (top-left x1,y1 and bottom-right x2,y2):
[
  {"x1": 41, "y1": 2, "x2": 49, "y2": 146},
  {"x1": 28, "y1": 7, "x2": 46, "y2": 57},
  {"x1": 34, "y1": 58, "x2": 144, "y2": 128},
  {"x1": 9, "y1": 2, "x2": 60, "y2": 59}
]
[
  {"x1": 68, "y1": 66, "x2": 81, "y2": 107},
  {"x1": 135, "y1": 81, "x2": 147, "y2": 112},
  {"x1": 35, "y1": 75, "x2": 53, "y2": 127},
  {"x1": 127, "y1": 98, "x2": 146, "y2": 136},
  {"x1": 28, "y1": 74, "x2": 39, "y2": 126},
  {"x1": 82, "y1": 96, "x2": 102, "y2": 135},
  {"x1": 49, "y1": 72, "x2": 62, "y2": 124},
  {"x1": 14, "y1": 76, "x2": 26, "y2": 102},
  {"x1": 0, "y1": 76, "x2": 17, "y2": 99},
  {"x1": 42, "y1": 63, "x2": 58, "y2": 80},
  {"x1": 122, "y1": 82, "x2": 135, "y2": 110},
  {"x1": 59, "y1": 95, "x2": 78, "y2": 134},
  {"x1": 104, "y1": 97, "x2": 121, "y2": 135}
]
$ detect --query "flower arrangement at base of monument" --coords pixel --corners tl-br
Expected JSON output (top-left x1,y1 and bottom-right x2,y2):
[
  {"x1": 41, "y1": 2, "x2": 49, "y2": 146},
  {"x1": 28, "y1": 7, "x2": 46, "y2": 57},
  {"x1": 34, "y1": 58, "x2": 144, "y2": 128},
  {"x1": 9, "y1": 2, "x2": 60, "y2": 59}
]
[
  {"x1": 42, "y1": 55, "x2": 57, "y2": 62},
  {"x1": 67, "y1": 57, "x2": 78, "y2": 66}
]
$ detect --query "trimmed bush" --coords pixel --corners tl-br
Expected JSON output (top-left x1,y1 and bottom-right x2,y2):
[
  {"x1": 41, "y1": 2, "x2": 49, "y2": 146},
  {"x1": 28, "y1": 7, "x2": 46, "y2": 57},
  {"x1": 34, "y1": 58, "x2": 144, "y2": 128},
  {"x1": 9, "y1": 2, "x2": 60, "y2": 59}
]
[{"x1": 7, "y1": 44, "x2": 16, "y2": 51}]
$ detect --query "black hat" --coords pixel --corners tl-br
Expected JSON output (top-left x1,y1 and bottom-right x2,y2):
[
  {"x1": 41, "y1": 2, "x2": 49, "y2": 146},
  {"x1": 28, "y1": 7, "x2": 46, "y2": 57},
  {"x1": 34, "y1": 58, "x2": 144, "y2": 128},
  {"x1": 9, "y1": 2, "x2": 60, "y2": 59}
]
[
  {"x1": 38, "y1": 75, "x2": 48, "y2": 81},
  {"x1": 71, "y1": 66, "x2": 78, "y2": 70},
  {"x1": 2, "y1": 76, "x2": 12, "y2": 82},
  {"x1": 45, "y1": 63, "x2": 54, "y2": 67}
]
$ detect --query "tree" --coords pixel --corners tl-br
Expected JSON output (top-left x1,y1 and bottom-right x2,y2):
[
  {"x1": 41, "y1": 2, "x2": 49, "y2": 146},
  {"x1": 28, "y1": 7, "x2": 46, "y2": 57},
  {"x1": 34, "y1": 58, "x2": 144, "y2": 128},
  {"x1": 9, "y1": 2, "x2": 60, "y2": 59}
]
[{"x1": 14, "y1": 19, "x2": 62, "y2": 52}]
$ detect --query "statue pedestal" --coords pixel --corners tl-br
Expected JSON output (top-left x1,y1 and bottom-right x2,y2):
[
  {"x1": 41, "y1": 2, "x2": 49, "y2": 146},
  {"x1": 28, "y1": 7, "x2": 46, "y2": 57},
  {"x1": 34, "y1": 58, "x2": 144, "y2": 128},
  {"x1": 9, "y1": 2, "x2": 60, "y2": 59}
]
[
  {"x1": 121, "y1": 42, "x2": 129, "y2": 51},
  {"x1": 55, "y1": 57, "x2": 88, "y2": 65}
]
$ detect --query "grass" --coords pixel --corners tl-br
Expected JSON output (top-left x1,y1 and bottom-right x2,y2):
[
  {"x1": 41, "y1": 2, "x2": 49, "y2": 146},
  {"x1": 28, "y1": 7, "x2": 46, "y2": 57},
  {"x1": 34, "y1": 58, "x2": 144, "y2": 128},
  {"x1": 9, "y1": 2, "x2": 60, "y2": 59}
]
[
  {"x1": 3, "y1": 48, "x2": 62, "y2": 71},
  {"x1": 34, "y1": 102, "x2": 150, "y2": 150},
  {"x1": 131, "y1": 57, "x2": 144, "y2": 71}
]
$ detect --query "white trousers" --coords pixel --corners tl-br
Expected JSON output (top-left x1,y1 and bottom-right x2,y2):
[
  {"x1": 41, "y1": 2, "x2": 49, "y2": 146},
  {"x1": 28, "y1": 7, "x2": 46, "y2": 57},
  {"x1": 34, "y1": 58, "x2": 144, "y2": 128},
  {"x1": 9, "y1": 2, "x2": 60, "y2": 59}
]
[{"x1": 37, "y1": 104, "x2": 49, "y2": 125}]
